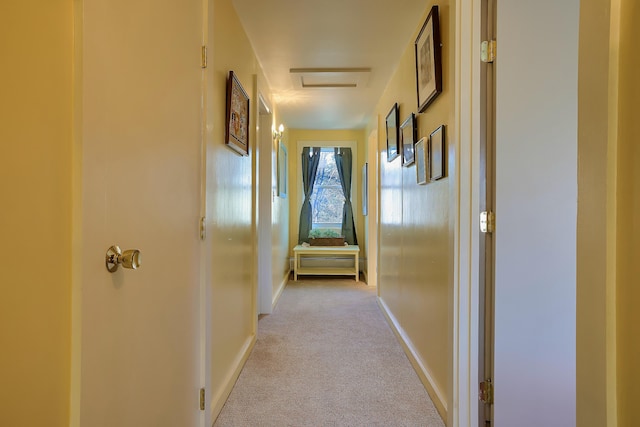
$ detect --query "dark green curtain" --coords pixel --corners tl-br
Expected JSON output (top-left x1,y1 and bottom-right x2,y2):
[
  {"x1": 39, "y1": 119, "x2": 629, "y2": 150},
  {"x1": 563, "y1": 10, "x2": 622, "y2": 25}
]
[
  {"x1": 298, "y1": 147, "x2": 321, "y2": 244},
  {"x1": 335, "y1": 147, "x2": 357, "y2": 245}
]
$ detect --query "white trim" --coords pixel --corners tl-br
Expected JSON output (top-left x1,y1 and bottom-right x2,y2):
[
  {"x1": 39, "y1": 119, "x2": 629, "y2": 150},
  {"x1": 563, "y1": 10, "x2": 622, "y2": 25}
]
[
  {"x1": 257, "y1": 95, "x2": 274, "y2": 315},
  {"x1": 454, "y1": 0, "x2": 482, "y2": 425},
  {"x1": 209, "y1": 334, "x2": 256, "y2": 422},
  {"x1": 272, "y1": 269, "x2": 290, "y2": 310},
  {"x1": 378, "y1": 297, "x2": 448, "y2": 420}
]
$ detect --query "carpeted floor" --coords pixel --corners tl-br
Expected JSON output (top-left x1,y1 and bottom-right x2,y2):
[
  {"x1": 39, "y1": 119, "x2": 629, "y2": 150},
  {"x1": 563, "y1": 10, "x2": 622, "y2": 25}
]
[{"x1": 213, "y1": 277, "x2": 445, "y2": 427}]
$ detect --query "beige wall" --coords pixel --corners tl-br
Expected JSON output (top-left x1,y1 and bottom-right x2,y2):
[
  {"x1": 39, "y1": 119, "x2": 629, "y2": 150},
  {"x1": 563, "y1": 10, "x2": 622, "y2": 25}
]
[
  {"x1": 207, "y1": 0, "x2": 271, "y2": 418},
  {"x1": 366, "y1": 1, "x2": 453, "y2": 420},
  {"x1": 0, "y1": 0, "x2": 73, "y2": 425},
  {"x1": 287, "y1": 129, "x2": 366, "y2": 257},
  {"x1": 616, "y1": 0, "x2": 640, "y2": 424}
]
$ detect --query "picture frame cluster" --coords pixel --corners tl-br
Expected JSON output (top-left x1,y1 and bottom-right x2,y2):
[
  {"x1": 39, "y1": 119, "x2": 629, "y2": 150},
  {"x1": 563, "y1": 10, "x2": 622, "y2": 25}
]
[{"x1": 384, "y1": 5, "x2": 445, "y2": 185}]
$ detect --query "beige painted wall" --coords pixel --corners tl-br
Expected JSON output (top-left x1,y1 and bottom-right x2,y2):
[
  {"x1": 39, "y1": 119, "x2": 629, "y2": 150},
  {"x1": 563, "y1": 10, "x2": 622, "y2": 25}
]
[
  {"x1": 287, "y1": 129, "x2": 366, "y2": 257},
  {"x1": 208, "y1": 0, "x2": 271, "y2": 417},
  {"x1": 616, "y1": 0, "x2": 640, "y2": 424},
  {"x1": 0, "y1": 0, "x2": 72, "y2": 425},
  {"x1": 366, "y1": 1, "x2": 453, "y2": 419}
]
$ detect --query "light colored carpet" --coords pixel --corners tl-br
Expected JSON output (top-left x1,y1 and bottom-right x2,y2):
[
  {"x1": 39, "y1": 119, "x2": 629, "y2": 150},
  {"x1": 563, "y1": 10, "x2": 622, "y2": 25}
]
[{"x1": 213, "y1": 277, "x2": 445, "y2": 427}]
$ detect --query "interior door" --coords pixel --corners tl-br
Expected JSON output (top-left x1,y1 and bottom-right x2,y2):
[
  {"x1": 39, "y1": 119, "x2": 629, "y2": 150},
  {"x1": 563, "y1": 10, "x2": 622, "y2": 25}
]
[
  {"x1": 79, "y1": 0, "x2": 204, "y2": 425},
  {"x1": 478, "y1": 0, "x2": 496, "y2": 424}
]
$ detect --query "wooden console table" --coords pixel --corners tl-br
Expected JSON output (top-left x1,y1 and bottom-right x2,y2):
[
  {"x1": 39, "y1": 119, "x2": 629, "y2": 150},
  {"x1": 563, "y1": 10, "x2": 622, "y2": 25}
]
[{"x1": 293, "y1": 245, "x2": 360, "y2": 282}]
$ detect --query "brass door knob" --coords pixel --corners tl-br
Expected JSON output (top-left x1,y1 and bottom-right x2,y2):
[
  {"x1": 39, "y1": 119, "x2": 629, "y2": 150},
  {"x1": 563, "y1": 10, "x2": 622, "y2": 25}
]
[{"x1": 106, "y1": 245, "x2": 142, "y2": 273}]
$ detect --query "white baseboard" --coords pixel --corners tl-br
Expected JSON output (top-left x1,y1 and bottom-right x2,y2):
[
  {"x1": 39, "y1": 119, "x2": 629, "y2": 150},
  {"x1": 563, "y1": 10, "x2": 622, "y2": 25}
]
[
  {"x1": 272, "y1": 269, "x2": 289, "y2": 309},
  {"x1": 377, "y1": 297, "x2": 448, "y2": 422},
  {"x1": 362, "y1": 269, "x2": 369, "y2": 285},
  {"x1": 209, "y1": 334, "x2": 256, "y2": 423}
]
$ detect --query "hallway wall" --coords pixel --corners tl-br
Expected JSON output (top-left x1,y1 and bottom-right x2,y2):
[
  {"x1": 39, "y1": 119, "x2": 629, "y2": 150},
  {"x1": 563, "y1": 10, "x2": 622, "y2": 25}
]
[
  {"x1": 0, "y1": 0, "x2": 73, "y2": 425},
  {"x1": 207, "y1": 0, "x2": 272, "y2": 419},
  {"x1": 366, "y1": 1, "x2": 454, "y2": 420}
]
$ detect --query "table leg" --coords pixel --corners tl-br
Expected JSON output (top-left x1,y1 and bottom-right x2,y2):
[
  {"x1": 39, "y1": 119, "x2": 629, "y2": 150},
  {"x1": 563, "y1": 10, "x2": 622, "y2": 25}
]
[{"x1": 355, "y1": 253, "x2": 359, "y2": 282}]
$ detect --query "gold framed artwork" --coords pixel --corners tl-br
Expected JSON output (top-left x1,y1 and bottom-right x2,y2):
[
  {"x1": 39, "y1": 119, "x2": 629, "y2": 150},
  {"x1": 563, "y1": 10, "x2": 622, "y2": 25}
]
[{"x1": 225, "y1": 71, "x2": 250, "y2": 156}]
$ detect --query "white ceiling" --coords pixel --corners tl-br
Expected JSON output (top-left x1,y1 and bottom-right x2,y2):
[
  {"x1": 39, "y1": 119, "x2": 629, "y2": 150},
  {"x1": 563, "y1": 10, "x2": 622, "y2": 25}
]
[{"x1": 232, "y1": 0, "x2": 429, "y2": 130}]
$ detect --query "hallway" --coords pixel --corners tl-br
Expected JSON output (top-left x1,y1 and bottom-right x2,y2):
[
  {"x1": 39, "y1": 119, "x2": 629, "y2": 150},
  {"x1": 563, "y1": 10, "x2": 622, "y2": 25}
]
[{"x1": 214, "y1": 278, "x2": 445, "y2": 426}]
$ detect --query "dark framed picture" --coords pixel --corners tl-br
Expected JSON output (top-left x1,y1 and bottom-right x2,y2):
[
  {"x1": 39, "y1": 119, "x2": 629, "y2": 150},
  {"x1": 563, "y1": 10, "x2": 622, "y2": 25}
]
[
  {"x1": 429, "y1": 125, "x2": 445, "y2": 181},
  {"x1": 415, "y1": 6, "x2": 442, "y2": 113},
  {"x1": 385, "y1": 103, "x2": 399, "y2": 162},
  {"x1": 225, "y1": 71, "x2": 250, "y2": 156},
  {"x1": 415, "y1": 137, "x2": 428, "y2": 185},
  {"x1": 400, "y1": 113, "x2": 417, "y2": 167}
]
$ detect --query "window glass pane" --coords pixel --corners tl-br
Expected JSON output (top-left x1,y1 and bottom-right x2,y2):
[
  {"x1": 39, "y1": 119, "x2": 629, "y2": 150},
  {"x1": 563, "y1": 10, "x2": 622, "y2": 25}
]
[{"x1": 310, "y1": 150, "x2": 344, "y2": 229}]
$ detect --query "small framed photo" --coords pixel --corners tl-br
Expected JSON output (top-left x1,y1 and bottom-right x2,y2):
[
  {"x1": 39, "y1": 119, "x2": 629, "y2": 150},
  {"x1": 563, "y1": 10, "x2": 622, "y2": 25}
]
[
  {"x1": 429, "y1": 125, "x2": 445, "y2": 181},
  {"x1": 415, "y1": 6, "x2": 442, "y2": 113},
  {"x1": 277, "y1": 141, "x2": 288, "y2": 197},
  {"x1": 385, "y1": 103, "x2": 400, "y2": 162},
  {"x1": 362, "y1": 163, "x2": 368, "y2": 216},
  {"x1": 225, "y1": 71, "x2": 250, "y2": 156},
  {"x1": 415, "y1": 137, "x2": 428, "y2": 185},
  {"x1": 400, "y1": 113, "x2": 417, "y2": 167}
]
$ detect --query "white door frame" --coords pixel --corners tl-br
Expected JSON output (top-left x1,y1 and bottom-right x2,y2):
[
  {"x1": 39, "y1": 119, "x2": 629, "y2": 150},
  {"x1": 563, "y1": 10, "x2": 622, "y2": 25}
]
[
  {"x1": 200, "y1": 0, "x2": 211, "y2": 425},
  {"x1": 453, "y1": 0, "x2": 483, "y2": 425},
  {"x1": 257, "y1": 93, "x2": 274, "y2": 314}
]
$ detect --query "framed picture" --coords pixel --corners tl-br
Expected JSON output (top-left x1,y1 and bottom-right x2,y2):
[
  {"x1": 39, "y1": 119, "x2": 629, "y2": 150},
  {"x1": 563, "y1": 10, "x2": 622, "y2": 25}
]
[
  {"x1": 225, "y1": 71, "x2": 250, "y2": 156},
  {"x1": 429, "y1": 125, "x2": 445, "y2": 181},
  {"x1": 415, "y1": 6, "x2": 442, "y2": 113},
  {"x1": 277, "y1": 140, "x2": 288, "y2": 197},
  {"x1": 400, "y1": 113, "x2": 417, "y2": 167},
  {"x1": 415, "y1": 137, "x2": 428, "y2": 185},
  {"x1": 362, "y1": 163, "x2": 368, "y2": 216},
  {"x1": 385, "y1": 103, "x2": 399, "y2": 162}
]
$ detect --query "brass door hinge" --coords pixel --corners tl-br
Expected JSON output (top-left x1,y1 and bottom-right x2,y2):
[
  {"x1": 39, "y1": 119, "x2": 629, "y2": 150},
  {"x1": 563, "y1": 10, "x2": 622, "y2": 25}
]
[
  {"x1": 199, "y1": 388, "x2": 205, "y2": 410},
  {"x1": 481, "y1": 40, "x2": 497, "y2": 63},
  {"x1": 480, "y1": 211, "x2": 495, "y2": 233},
  {"x1": 479, "y1": 378, "x2": 494, "y2": 404},
  {"x1": 199, "y1": 217, "x2": 206, "y2": 240},
  {"x1": 201, "y1": 46, "x2": 207, "y2": 69}
]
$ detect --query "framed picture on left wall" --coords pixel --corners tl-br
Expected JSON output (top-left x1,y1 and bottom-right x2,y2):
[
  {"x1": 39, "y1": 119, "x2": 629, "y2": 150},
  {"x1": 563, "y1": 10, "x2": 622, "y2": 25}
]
[
  {"x1": 225, "y1": 71, "x2": 250, "y2": 156},
  {"x1": 386, "y1": 103, "x2": 400, "y2": 162},
  {"x1": 277, "y1": 140, "x2": 288, "y2": 197}
]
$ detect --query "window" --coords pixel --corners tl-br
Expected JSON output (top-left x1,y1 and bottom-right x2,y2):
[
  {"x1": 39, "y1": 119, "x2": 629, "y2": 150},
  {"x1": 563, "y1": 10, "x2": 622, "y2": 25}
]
[{"x1": 310, "y1": 148, "x2": 345, "y2": 231}]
